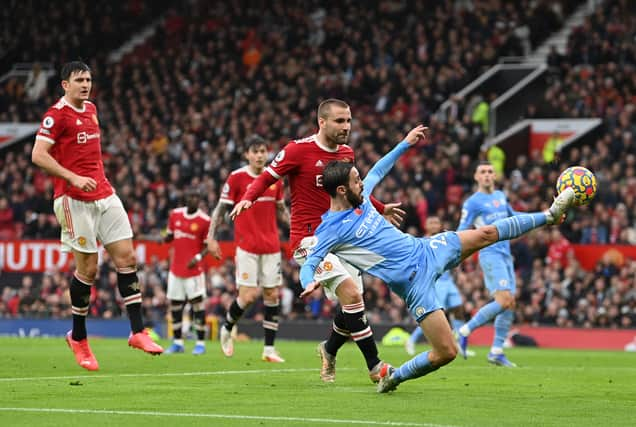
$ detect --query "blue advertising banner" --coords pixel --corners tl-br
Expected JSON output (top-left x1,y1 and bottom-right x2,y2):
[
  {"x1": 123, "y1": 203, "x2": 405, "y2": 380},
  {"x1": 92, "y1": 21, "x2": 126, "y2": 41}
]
[{"x1": 0, "y1": 319, "x2": 165, "y2": 338}]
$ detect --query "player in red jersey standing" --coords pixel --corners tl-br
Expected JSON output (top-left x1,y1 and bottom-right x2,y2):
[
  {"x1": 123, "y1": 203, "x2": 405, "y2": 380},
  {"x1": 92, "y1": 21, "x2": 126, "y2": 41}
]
[
  {"x1": 164, "y1": 188, "x2": 211, "y2": 355},
  {"x1": 31, "y1": 61, "x2": 163, "y2": 371},
  {"x1": 207, "y1": 136, "x2": 289, "y2": 362},
  {"x1": 231, "y1": 99, "x2": 403, "y2": 382}
]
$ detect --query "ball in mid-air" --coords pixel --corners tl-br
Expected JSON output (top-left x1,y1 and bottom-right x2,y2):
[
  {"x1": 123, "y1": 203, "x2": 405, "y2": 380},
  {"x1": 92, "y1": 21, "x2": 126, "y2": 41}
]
[{"x1": 556, "y1": 166, "x2": 597, "y2": 206}]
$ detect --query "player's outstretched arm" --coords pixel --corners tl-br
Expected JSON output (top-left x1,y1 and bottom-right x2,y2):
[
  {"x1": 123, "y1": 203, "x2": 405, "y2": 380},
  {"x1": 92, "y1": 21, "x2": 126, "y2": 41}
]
[
  {"x1": 231, "y1": 168, "x2": 280, "y2": 219},
  {"x1": 363, "y1": 125, "x2": 429, "y2": 196}
]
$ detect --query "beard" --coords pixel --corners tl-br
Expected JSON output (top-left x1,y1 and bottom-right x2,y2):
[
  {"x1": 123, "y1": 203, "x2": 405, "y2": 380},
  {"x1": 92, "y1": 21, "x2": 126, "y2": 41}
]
[
  {"x1": 345, "y1": 188, "x2": 363, "y2": 208},
  {"x1": 328, "y1": 131, "x2": 349, "y2": 145}
]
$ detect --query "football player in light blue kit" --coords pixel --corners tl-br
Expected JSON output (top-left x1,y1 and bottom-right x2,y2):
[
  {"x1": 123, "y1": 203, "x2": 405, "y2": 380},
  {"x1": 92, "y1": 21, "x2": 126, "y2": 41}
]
[
  {"x1": 405, "y1": 216, "x2": 468, "y2": 357},
  {"x1": 299, "y1": 125, "x2": 575, "y2": 392},
  {"x1": 456, "y1": 162, "x2": 521, "y2": 367}
]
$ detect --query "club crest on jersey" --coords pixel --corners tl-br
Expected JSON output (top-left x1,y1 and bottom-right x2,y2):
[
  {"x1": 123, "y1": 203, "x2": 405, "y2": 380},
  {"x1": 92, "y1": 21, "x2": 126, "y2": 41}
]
[
  {"x1": 190, "y1": 223, "x2": 199, "y2": 231},
  {"x1": 415, "y1": 306, "x2": 426, "y2": 317},
  {"x1": 42, "y1": 116, "x2": 54, "y2": 128},
  {"x1": 493, "y1": 200, "x2": 500, "y2": 208},
  {"x1": 323, "y1": 261, "x2": 333, "y2": 271},
  {"x1": 269, "y1": 184, "x2": 277, "y2": 190},
  {"x1": 499, "y1": 279, "x2": 508, "y2": 287},
  {"x1": 354, "y1": 208, "x2": 362, "y2": 215}
]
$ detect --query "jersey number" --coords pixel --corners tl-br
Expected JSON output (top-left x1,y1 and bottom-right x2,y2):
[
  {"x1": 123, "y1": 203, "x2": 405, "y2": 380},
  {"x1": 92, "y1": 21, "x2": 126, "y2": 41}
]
[{"x1": 429, "y1": 235, "x2": 447, "y2": 249}]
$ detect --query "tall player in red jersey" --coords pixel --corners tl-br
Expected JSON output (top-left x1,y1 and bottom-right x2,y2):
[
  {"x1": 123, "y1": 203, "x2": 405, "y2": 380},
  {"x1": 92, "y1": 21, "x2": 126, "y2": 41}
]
[
  {"x1": 231, "y1": 99, "x2": 404, "y2": 382},
  {"x1": 207, "y1": 136, "x2": 289, "y2": 362},
  {"x1": 31, "y1": 61, "x2": 163, "y2": 371},
  {"x1": 164, "y1": 189, "x2": 211, "y2": 356}
]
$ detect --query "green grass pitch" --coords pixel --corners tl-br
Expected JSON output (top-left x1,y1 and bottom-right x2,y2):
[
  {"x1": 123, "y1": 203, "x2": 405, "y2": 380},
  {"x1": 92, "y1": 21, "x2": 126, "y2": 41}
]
[{"x1": 0, "y1": 337, "x2": 634, "y2": 426}]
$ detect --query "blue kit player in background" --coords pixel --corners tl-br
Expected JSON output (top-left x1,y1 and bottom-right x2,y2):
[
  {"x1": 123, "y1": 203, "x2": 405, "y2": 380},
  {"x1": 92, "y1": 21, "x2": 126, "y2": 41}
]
[
  {"x1": 299, "y1": 126, "x2": 576, "y2": 392},
  {"x1": 456, "y1": 162, "x2": 522, "y2": 367},
  {"x1": 405, "y1": 216, "x2": 471, "y2": 357}
]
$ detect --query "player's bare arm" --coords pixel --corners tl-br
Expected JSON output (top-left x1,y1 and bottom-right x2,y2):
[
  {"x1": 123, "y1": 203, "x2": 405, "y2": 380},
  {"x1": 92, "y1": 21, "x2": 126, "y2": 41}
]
[
  {"x1": 206, "y1": 202, "x2": 230, "y2": 259},
  {"x1": 187, "y1": 246, "x2": 209, "y2": 269},
  {"x1": 276, "y1": 201, "x2": 290, "y2": 226},
  {"x1": 377, "y1": 125, "x2": 429, "y2": 227},
  {"x1": 32, "y1": 139, "x2": 97, "y2": 192}
]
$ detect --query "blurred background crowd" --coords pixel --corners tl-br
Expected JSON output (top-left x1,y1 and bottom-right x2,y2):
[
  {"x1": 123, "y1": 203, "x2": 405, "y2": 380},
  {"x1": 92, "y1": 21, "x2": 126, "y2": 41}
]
[{"x1": 1, "y1": 0, "x2": 635, "y2": 332}]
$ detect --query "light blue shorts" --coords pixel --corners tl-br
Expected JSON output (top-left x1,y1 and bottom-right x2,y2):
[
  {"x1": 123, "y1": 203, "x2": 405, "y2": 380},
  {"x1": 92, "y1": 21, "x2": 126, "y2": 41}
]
[
  {"x1": 479, "y1": 253, "x2": 516, "y2": 295},
  {"x1": 405, "y1": 231, "x2": 463, "y2": 323},
  {"x1": 435, "y1": 273, "x2": 463, "y2": 310}
]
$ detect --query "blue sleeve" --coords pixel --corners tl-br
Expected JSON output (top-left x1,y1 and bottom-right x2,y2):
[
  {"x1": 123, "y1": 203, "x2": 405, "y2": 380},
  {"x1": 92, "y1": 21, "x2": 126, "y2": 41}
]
[
  {"x1": 362, "y1": 141, "x2": 410, "y2": 197},
  {"x1": 299, "y1": 226, "x2": 340, "y2": 289},
  {"x1": 457, "y1": 198, "x2": 476, "y2": 231}
]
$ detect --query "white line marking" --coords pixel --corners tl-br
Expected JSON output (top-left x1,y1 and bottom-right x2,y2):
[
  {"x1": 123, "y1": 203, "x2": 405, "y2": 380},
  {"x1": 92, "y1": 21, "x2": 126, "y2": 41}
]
[
  {"x1": 0, "y1": 407, "x2": 457, "y2": 427},
  {"x1": 0, "y1": 368, "x2": 341, "y2": 382}
]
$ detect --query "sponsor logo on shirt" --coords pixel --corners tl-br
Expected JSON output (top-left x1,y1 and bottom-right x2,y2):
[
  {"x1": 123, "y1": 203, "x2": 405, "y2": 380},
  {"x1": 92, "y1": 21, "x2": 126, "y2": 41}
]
[
  {"x1": 174, "y1": 229, "x2": 197, "y2": 240},
  {"x1": 76, "y1": 132, "x2": 99, "y2": 144}
]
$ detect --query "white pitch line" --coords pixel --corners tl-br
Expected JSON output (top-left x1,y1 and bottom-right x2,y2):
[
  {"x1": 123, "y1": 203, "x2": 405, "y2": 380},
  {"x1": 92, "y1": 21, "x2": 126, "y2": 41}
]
[
  {"x1": 0, "y1": 407, "x2": 458, "y2": 427},
  {"x1": 0, "y1": 368, "x2": 350, "y2": 382}
]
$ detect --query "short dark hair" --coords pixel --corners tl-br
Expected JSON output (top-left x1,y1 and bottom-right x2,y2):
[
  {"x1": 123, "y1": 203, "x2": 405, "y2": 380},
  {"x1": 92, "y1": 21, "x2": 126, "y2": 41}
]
[
  {"x1": 245, "y1": 134, "x2": 267, "y2": 152},
  {"x1": 60, "y1": 61, "x2": 91, "y2": 81},
  {"x1": 322, "y1": 161, "x2": 354, "y2": 197},
  {"x1": 317, "y1": 98, "x2": 349, "y2": 120},
  {"x1": 474, "y1": 160, "x2": 492, "y2": 174}
]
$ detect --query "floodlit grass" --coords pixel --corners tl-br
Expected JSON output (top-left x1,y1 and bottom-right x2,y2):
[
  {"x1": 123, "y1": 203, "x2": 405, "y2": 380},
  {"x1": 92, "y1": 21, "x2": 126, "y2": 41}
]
[{"x1": 0, "y1": 337, "x2": 634, "y2": 426}]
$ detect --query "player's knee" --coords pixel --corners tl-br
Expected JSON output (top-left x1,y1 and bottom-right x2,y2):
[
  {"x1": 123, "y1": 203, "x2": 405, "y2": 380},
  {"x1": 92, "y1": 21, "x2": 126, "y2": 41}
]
[
  {"x1": 240, "y1": 290, "x2": 258, "y2": 306},
  {"x1": 496, "y1": 292, "x2": 515, "y2": 309},
  {"x1": 263, "y1": 287, "x2": 279, "y2": 302},
  {"x1": 437, "y1": 342, "x2": 458, "y2": 365},
  {"x1": 76, "y1": 268, "x2": 97, "y2": 283},
  {"x1": 113, "y1": 251, "x2": 137, "y2": 269},
  {"x1": 170, "y1": 301, "x2": 185, "y2": 311},
  {"x1": 336, "y1": 280, "x2": 362, "y2": 305}
]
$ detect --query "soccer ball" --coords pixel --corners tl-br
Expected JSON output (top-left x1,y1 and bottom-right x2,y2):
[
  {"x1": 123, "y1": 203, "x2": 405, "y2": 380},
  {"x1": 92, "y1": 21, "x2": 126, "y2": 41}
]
[{"x1": 556, "y1": 166, "x2": 597, "y2": 206}]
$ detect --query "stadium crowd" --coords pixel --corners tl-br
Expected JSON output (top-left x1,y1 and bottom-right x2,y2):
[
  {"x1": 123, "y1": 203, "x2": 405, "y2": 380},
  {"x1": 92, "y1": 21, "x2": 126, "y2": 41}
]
[{"x1": 1, "y1": 0, "x2": 635, "y2": 333}]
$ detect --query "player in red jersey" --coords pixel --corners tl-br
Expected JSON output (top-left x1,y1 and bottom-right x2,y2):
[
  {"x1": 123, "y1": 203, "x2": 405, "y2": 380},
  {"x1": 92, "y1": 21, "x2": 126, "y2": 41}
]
[
  {"x1": 31, "y1": 61, "x2": 163, "y2": 371},
  {"x1": 207, "y1": 136, "x2": 289, "y2": 362},
  {"x1": 230, "y1": 99, "x2": 404, "y2": 382},
  {"x1": 164, "y1": 188, "x2": 211, "y2": 355}
]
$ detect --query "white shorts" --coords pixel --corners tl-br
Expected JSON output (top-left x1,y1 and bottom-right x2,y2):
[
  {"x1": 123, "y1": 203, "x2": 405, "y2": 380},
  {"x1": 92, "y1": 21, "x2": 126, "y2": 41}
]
[
  {"x1": 293, "y1": 236, "x2": 363, "y2": 301},
  {"x1": 53, "y1": 194, "x2": 133, "y2": 253},
  {"x1": 167, "y1": 272, "x2": 207, "y2": 301},
  {"x1": 235, "y1": 247, "x2": 282, "y2": 288}
]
